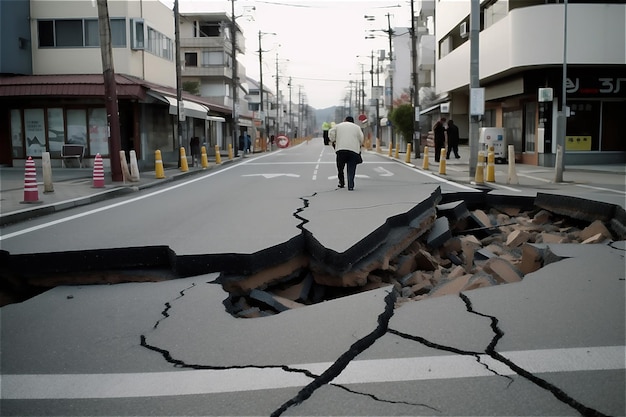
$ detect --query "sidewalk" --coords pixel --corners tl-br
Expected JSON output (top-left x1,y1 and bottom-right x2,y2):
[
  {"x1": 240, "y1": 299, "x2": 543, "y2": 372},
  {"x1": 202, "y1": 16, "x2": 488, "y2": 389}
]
[{"x1": 0, "y1": 157, "x2": 235, "y2": 226}]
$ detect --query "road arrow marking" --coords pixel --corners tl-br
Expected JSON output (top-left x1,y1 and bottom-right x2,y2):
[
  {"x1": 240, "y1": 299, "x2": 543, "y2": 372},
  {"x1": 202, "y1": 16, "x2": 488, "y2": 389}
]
[
  {"x1": 374, "y1": 167, "x2": 394, "y2": 177},
  {"x1": 242, "y1": 173, "x2": 300, "y2": 179}
]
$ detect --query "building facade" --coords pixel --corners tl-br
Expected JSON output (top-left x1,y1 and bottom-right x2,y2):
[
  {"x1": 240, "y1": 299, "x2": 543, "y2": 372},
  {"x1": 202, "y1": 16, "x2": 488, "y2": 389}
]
[
  {"x1": 0, "y1": 0, "x2": 237, "y2": 169},
  {"x1": 433, "y1": 0, "x2": 625, "y2": 165}
]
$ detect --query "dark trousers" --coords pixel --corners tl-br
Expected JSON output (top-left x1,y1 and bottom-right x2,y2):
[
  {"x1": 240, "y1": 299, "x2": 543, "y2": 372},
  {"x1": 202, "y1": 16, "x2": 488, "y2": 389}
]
[
  {"x1": 434, "y1": 140, "x2": 445, "y2": 162},
  {"x1": 336, "y1": 150, "x2": 360, "y2": 189},
  {"x1": 447, "y1": 143, "x2": 460, "y2": 159}
]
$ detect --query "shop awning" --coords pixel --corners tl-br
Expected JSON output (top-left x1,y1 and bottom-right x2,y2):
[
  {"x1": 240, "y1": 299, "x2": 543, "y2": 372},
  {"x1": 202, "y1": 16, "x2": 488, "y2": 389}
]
[
  {"x1": 149, "y1": 92, "x2": 209, "y2": 120},
  {"x1": 207, "y1": 115, "x2": 226, "y2": 122}
]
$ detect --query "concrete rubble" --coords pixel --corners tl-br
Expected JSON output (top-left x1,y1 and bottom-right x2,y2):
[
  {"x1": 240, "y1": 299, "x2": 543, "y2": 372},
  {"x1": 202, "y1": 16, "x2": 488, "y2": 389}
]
[
  {"x1": 221, "y1": 196, "x2": 623, "y2": 318},
  {"x1": 1, "y1": 191, "x2": 624, "y2": 312}
]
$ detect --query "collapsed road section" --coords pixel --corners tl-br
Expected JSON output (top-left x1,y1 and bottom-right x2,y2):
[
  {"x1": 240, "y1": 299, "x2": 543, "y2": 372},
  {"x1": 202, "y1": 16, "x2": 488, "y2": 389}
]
[{"x1": 1, "y1": 189, "x2": 624, "y2": 312}]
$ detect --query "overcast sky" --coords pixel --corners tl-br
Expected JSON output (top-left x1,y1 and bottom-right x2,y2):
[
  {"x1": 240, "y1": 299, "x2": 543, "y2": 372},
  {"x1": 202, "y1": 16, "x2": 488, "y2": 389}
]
[{"x1": 178, "y1": 0, "x2": 412, "y2": 109}]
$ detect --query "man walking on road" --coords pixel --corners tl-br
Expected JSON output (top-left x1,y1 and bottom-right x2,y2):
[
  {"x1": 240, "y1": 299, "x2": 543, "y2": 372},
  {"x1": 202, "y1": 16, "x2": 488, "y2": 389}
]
[{"x1": 329, "y1": 116, "x2": 364, "y2": 191}]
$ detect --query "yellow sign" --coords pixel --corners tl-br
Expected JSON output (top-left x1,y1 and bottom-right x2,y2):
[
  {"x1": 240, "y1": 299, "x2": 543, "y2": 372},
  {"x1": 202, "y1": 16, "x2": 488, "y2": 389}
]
[{"x1": 565, "y1": 136, "x2": 592, "y2": 151}]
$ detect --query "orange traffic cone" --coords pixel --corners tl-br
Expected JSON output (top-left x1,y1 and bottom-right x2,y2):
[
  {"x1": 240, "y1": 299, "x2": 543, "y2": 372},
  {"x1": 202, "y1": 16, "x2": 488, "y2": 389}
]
[
  {"x1": 21, "y1": 156, "x2": 40, "y2": 203},
  {"x1": 93, "y1": 153, "x2": 105, "y2": 188}
]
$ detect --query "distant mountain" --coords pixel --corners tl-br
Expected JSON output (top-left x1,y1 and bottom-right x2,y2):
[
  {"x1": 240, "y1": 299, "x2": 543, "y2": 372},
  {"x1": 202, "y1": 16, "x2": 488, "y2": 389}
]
[{"x1": 315, "y1": 106, "x2": 337, "y2": 128}]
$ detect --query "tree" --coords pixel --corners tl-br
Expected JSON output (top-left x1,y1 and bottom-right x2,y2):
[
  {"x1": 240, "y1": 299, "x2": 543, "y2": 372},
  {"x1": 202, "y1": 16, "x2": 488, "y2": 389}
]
[
  {"x1": 389, "y1": 104, "x2": 415, "y2": 143},
  {"x1": 183, "y1": 81, "x2": 200, "y2": 96}
]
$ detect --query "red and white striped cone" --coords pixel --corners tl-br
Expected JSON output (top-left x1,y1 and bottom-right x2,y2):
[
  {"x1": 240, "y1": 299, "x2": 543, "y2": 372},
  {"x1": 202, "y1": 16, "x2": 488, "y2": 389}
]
[
  {"x1": 21, "y1": 156, "x2": 40, "y2": 203},
  {"x1": 93, "y1": 153, "x2": 105, "y2": 188}
]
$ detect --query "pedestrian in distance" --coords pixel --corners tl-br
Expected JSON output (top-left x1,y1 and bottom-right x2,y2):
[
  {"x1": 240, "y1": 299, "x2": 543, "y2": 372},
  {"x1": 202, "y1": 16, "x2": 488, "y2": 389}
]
[
  {"x1": 329, "y1": 116, "x2": 364, "y2": 191},
  {"x1": 433, "y1": 117, "x2": 446, "y2": 162},
  {"x1": 190, "y1": 136, "x2": 200, "y2": 166},
  {"x1": 446, "y1": 119, "x2": 461, "y2": 159},
  {"x1": 245, "y1": 132, "x2": 252, "y2": 153}
]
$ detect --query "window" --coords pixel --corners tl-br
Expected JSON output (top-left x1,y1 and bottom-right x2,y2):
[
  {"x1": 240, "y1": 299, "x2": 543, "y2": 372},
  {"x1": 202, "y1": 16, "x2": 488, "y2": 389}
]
[
  {"x1": 196, "y1": 22, "x2": 221, "y2": 37},
  {"x1": 56, "y1": 20, "x2": 83, "y2": 47},
  {"x1": 37, "y1": 18, "x2": 126, "y2": 48},
  {"x1": 11, "y1": 110, "x2": 24, "y2": 158},
  {"x1": 89, "y1": 108, "x2": 109, "y2": 156},
  {"x1": 484, "y1": 0, "x2": 509, "y2": 29},
  {"x1": 131, "y1": 19, "x2": 145, "y2": 49},
  {"x1": 145, "y1": 26, "x2": 173, "y2": 61},
  {"x1": 524, "y1": 102, "x2": 536, "y2": 152},
  {"x1": 202, "y1": 51, "x2": 223, "y2": 66},
  {"x1": 185, "y1": 52, "x2": 198, "y2": 67}
]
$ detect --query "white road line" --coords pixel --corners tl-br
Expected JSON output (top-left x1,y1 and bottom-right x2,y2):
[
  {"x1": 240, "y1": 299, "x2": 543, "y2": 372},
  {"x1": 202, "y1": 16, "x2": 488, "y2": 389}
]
[
  {"x1": 0, "y1": 153, "x2": 275, "y2": 241},
  {"x1": 2, "y1": 346, "x2": 622, "y2": 399},
  {"x1": 576, "y1": 183, "x2": 626, "y2": 195}
]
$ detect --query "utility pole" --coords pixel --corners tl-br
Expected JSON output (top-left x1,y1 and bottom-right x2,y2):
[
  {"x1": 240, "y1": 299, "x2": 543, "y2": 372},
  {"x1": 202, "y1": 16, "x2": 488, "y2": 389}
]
[
  {"x1": 275, "y1": 53, "x2": 280, "y2": 136},
  {"x1": 288, "y1": 77, "x2": 292, "y2": 137},
  {"x1": 555, "y1": 0, "x2": 568, "y2": 182},
  {"x1": 258, "y1": 31, "x2": 265, "y2": 143},
  {"x1": 386, "y1": 13, "x2": 394, "y2": 145},
  {"x1": 174, "y1": 0, "x2": 184, "y2": 167},
  {"x1": 96, "y1": 0, "x2": 122, "y2": 181},
  {"x1": 410, "y1": 0, "x2": 421, "y2": 158},
  {"x1": 468, "y1": 0, "x2": 480, "y2": 179},
  {"x1": 230, "y1": 0, "x2": 239, "y2": 157}
]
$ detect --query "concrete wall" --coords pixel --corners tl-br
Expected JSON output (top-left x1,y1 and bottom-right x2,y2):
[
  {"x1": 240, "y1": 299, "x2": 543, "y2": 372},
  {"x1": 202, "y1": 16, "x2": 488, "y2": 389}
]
[
  {"x1": 29, "y1": 0, "x2": 175, "y2": 87},
  {"x1": 436, "y1": 3, "x2": 626, "y2": 94}
]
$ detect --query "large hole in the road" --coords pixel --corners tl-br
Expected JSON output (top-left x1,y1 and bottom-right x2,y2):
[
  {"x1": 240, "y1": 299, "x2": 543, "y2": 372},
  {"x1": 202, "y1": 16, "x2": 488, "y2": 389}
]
[{"x1": 1, "y1": 192, "x2": 624, "y2": 310}]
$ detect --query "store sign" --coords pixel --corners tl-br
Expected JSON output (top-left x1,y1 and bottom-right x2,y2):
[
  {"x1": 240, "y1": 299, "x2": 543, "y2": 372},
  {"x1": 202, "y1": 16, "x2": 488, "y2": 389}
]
[
  {"x1": 567, "y1": 76, "x2": 626, "y2": 97},
  {"x1": 566, "y1": 135, "x2": 592, "y2": 151}
]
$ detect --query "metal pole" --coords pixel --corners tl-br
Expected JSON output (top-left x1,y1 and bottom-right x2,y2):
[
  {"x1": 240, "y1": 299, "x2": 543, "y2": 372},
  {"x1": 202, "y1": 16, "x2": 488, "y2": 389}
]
[
  {"x1": 174, "y1": 0, "x2": 184, "y2": 168},
  {"x1": 231, "y1": 0, "x2": 239, "y2": 157},
  {"x1": 468, "y1": 0, "x2": 480, "y2": 180},
  {"x1": 555, "y1": 0, "x2": 567, "y2": 182},
  {"x1": 258, "y1": 31, "x2": 264, "y2": 141},
  {"x1": 410, "y1": 0, "x2": 420, "y2": 158}
]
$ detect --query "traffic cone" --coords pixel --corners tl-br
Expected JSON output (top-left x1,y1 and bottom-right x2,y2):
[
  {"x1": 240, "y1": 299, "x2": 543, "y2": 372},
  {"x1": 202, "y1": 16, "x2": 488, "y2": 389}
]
[
  {"x1": 422, "y1": 146, "x2": 429, "y2": 170},
  {"x1": 215, "y1": 145, "x2": 222, "y2": 164},
  {"x1": 21, "y1": 156, "x2": 40, "y2": 203},
  {"x1": 155, "y1": 150, "x2": 165, "y2": 179},
  {"x1": 439, "y1": 149, "x2": 446, "y2": 175},
  {"x1": 201, "y1": 146, "x2": 209, "y2": 169},
  {"x1": 179, "y1": 147, "x2": 189, "y2": 172},
  {"x1": 93, "y1": 153, "x2": 105, "y2": 188},
  {"x1": 486, "y1": 150, "x2": 496, "y2": 182}
]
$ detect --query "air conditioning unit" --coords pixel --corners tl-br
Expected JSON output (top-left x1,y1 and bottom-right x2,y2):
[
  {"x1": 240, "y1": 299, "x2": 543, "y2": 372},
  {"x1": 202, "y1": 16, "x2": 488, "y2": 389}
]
[{"x1": 459, "y1": 22, "x2": 468, "y2": 39}]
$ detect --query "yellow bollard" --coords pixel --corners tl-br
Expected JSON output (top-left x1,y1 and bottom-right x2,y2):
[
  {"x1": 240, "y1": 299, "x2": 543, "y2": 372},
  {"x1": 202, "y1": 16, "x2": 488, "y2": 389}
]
[
  {"x1": 486, "y1": 150, "x2": 496, "y2": 182},
  {"x1": 201, "y1": 146, "x2": 209, "y2": 169},
  {"x1": 155, "y1": 150, "x2": 165, "y2": 179},
  {"x1": 439, "y1": 149, "x2": 446, "y2": 174},
  {"x1": 214, "y1": 145, "x2": 222, "y2": 164},
  {"x1": 474, "y1": 151, "x2": 485, "y2": 184},
  {"x1": 227, "y1": 143, "x2": 233, "y2": 160},
  {"x1": 388, "y1": 141, "x2": 393, "y2": 157},
  {"x1": 405, "y1": 143, "x2": 412, "y2": 163},
  {"x1": 179, "y1": 147, "x2": 189, "y2": 172},
  {"x1": 395, "y1": 141, "x2": 400, "y2": 159},
  {"x1": 376, "y1": 138, "x2": 381, "y2": 153},
  {"x1": 422, "y1": 146, "x2": 429, "y2": 170}
]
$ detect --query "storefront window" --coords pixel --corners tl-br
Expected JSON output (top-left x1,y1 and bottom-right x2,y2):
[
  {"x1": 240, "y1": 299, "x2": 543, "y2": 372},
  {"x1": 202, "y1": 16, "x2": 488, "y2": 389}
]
[
  {"x1": 24, "y1": 109, "x2": 46, "y2": 157},
  {"x1": 88, "y1": 108, "x2": 109, "y2": 156},
  {"x1": 566, "y1": 101, "x2": 600, "y2": 151},
  {"x1": 11, "y1": 110, "x2": 24, "y2": 158},
  {"x1": 47, "y1": 108, "x2": 65, "y2": 158},
  {"x1": 524, "y1": 102, "x2": 536, "y2": 152},
  {"x1": 503, "y1": 108, "x2": 522, "y2": 153},
  {"x1": 67, "y1": 109, "x2": 87, "y2": 149}
]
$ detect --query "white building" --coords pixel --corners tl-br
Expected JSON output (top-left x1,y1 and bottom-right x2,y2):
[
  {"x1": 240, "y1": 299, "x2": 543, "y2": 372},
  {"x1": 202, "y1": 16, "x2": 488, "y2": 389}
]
[{"x1": 432, "y1": 0, "x2": 625, "y2": 165}]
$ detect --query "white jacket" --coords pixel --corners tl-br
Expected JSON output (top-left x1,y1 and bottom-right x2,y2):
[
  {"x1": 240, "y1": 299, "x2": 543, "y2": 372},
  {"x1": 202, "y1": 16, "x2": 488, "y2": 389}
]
[{"x1": 329, "y1": 121, "x2": 364, "y2": 154}]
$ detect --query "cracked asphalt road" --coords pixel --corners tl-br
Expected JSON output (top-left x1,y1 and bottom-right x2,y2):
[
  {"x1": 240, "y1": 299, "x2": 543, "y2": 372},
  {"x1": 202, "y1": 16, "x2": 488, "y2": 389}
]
[{"x1": 1, "y1": 141, "x2": 624, "y2": 416}]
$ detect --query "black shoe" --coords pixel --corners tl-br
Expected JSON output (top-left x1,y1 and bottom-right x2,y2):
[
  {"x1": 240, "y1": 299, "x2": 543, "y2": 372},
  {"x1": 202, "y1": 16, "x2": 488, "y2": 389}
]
[
  {"x1": 455, "y1": 155, "x2": 461, "y2": 159},
  {"x1": 348, "y1": 187, "x2": 354, "y2": 191},
  {"x1": 338, "y1": 183, "x2": 345, "y2": 188}
]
